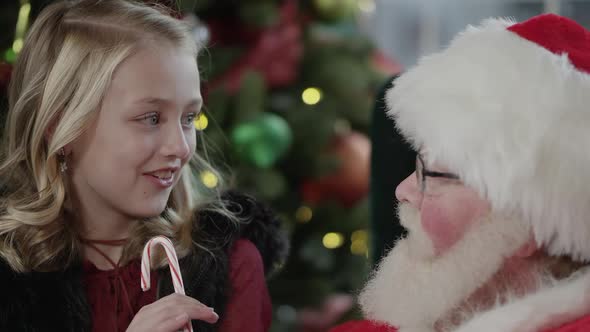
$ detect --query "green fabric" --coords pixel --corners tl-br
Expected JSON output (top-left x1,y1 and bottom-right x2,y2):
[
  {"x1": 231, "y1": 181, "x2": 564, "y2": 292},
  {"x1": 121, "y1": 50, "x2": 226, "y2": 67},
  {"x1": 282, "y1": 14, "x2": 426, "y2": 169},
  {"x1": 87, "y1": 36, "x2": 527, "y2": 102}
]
[{"x1": 369, "y1": 75, "x2": 416, "y2": 266}]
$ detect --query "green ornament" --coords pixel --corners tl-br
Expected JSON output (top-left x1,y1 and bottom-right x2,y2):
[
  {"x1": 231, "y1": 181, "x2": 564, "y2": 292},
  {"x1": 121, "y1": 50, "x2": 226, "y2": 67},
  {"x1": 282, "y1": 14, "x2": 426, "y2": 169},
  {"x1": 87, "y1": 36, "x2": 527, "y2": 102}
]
[
  {"x1": 231, "y1": 113, "x2": 292, "y2": 169},
  {"x1": 4, "y1": 49, "x2": 16, "y2": 63}
]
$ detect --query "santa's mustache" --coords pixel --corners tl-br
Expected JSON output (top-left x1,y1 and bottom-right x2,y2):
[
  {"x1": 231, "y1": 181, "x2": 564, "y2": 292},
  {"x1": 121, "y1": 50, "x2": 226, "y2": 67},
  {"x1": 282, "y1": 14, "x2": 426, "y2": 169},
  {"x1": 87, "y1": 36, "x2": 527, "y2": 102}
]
[{"x1": 396, "y1": 203, "x2": 436, "y2": 260}]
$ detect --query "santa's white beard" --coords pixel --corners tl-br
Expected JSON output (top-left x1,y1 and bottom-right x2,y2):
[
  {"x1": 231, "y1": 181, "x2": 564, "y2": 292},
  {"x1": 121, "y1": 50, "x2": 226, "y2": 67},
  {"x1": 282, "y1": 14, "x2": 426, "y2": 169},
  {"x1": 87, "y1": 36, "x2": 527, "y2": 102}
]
[{"x1": 359, "y1": 204, "x2": 531, "y2": 332}]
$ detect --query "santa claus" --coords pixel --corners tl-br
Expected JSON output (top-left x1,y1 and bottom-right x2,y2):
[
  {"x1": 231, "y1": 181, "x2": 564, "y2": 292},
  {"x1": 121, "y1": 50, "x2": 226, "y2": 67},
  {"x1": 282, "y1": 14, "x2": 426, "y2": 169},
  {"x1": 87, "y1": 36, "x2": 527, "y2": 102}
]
[{"x1": 331, "y1": 13, "x2": 590, "y2": 332}]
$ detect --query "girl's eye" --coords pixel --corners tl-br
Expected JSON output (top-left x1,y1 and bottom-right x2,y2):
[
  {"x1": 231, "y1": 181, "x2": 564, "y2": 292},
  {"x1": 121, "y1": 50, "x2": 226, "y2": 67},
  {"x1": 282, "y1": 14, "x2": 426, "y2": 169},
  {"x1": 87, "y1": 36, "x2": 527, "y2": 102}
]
[
  {"x1": 183, "y1": 112, "x2": 198, "y2": 128},
  {"x1": 140, "y1": 113, "x2": 160, "y2": 126}
]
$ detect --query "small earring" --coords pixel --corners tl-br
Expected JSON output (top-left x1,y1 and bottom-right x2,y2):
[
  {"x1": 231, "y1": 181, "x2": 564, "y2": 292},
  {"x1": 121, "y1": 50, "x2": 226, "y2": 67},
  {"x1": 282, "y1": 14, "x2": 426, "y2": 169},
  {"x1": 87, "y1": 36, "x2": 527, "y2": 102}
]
[{"x1": 58, "y1": 147, "x2": 68, "y2": 173}]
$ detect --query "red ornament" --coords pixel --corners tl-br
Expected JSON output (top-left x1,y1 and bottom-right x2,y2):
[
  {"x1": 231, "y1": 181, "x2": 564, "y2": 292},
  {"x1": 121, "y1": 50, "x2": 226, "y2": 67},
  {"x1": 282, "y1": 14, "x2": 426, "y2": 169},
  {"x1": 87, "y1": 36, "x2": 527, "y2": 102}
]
[
  {"x1": 370, "y1": 50, "x2": 402, "y2": 77},
  {"x1": 207, "y1": 0, "x2": 303, "y2": 93},
  {"x1": 301, "y1": 131, "x2": 371, "y2": 207},
  {"x1": 0, "y1": 63, "x2": 13, "y2": 93}
]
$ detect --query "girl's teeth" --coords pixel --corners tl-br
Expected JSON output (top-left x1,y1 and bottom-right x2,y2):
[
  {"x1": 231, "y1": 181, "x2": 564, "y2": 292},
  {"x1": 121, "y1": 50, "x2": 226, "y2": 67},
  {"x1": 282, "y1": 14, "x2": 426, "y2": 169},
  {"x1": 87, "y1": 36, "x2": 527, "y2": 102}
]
[{"x1": 154, "y1": 171, "x2": 172, "y2": 179}]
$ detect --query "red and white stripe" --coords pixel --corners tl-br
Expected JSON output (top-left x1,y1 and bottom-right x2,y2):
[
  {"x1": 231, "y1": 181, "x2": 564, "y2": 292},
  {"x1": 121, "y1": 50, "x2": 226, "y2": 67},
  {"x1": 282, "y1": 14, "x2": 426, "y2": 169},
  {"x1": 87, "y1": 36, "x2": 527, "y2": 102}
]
[{"x1": 141, "y1": 236, "x2": 193, "y2": 332}]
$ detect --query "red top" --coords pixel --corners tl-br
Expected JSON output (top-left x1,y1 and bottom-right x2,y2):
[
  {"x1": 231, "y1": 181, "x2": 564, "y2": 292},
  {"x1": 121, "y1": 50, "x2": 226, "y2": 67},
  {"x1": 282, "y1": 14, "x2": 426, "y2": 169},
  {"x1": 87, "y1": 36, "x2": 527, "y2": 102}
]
[
  {"x1": 83, "y1": 259, "x2": 157, "y2": 332},
  {"x1": 217, "y1": 239, "x2": 273, "y2": 332},
  {"x1": 83, "y1": 239, "x2": 271, "y2": 332}
]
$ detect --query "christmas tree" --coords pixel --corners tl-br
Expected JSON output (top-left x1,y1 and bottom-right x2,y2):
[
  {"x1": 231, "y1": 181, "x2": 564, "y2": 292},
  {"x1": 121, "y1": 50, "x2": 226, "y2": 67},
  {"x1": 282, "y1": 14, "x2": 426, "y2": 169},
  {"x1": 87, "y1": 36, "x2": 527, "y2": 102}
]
[{"x1": 0, "y1": 1, "x2": 401, "y2": 330}]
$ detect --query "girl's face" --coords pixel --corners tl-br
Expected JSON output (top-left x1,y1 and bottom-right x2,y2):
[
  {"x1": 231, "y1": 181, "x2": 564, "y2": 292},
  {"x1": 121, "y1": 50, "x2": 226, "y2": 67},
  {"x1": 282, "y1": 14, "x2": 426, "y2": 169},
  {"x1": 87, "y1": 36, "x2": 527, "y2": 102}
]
[{"x1": 69, "y1": 44, "x2": 200, "y2": 220}]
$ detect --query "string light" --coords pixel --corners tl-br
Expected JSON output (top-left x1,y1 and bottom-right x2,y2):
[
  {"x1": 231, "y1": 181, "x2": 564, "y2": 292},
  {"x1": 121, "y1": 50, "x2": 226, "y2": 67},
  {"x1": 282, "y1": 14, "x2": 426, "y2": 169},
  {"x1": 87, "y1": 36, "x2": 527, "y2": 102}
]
[
  {"x1": 12, "y1": 39, "x2": 24, "y2": 53},
  {"x1": 200, "y1": 170, "x2": 218, "y2": 188},
  {"x1": 10, "y1": 2, "x2": 31, "y2": 57},
  {"x1": 302, "y1": 87, "x2": 322, "y2": 105},
  {"x1": 193, "y1": 113, "x2": 208, "y2": 130},
  {"x1": 350, "y1": 239, "x2": 368, "y2": 255},
  {"x1": 358, "y1": 0, "x2": 376, "y2": 13},
  {"x1": 295, "y1": 206, "x2": 313, "y2": 223},
  {"x1": 351, "y1": 229, "x2": 368, "y2": 242},
  {"x1": 16, "y1": 3, "x2": 31, "y2": 36},
  {"x1": 5, "y1": 1, "x2": 30, "y2": 62},
  {"x1": 350, "y1": 229, "x2": 369, "y2": 256},
  {"x1": 322, "y1": 232, "x2": 344, "y2": 249}
]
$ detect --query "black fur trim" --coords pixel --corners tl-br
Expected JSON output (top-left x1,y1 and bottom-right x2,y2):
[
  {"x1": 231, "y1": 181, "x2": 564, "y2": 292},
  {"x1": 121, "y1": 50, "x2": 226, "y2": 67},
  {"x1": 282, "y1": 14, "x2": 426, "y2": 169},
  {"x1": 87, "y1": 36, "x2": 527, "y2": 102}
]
[
  {"x1": 0, "y1": 260, "x2": 91, "y2": 331},
  {"x1": 219, "y1": 190, "x2": 289, "y2": 277}
]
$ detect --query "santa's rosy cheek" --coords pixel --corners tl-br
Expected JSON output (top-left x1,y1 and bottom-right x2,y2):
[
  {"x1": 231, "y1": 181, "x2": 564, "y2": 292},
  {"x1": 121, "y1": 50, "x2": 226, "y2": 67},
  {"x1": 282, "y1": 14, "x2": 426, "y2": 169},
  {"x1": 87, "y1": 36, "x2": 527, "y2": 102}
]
[
  {"x1": 420, "y1": 200, "x2": 488, "y2": 256},
  {"x1": 420, "y1": 208, "x2": 475, "y2": 255},
  {"x1": 421, "y1": 215, "x2": 456, "y2": 255}
]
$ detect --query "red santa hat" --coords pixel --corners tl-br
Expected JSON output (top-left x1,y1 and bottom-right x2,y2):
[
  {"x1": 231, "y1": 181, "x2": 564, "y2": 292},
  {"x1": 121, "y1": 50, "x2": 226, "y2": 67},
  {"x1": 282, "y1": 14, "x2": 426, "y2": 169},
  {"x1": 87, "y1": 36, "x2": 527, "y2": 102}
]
[{"x1": 387, "y1": 14, "x2": 590, "y2": 262}]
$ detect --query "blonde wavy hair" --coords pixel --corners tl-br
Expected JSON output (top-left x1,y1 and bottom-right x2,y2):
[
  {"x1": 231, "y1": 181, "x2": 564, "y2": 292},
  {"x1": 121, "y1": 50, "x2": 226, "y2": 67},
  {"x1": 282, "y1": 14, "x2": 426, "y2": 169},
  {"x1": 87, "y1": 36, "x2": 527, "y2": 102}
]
[{"x1": 0, "y1": 0, "x2": 232, "y2": 272}]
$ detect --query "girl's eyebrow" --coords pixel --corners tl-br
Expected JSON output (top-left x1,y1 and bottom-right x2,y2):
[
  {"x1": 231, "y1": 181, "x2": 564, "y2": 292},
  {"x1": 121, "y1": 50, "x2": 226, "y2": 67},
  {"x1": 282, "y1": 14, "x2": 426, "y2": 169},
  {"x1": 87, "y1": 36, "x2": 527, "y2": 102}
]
[{"x1": 133, "y1": 97, "x2": 203, "y2": 110}]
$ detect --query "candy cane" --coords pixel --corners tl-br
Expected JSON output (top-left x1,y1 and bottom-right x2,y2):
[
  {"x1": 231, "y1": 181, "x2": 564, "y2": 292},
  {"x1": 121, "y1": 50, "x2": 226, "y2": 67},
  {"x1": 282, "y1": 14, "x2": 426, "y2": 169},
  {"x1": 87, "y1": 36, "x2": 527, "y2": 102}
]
[{"x1": 141, "y1": 236, "x2": 193, "y2": 332}]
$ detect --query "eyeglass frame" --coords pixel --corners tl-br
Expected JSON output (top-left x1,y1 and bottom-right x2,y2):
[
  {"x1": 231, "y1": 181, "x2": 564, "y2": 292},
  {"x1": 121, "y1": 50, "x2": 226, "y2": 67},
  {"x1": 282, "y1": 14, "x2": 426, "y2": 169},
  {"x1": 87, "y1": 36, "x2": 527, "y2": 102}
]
[{"x1": 416, "y1": 155, "x2": 460, "y2": 193}]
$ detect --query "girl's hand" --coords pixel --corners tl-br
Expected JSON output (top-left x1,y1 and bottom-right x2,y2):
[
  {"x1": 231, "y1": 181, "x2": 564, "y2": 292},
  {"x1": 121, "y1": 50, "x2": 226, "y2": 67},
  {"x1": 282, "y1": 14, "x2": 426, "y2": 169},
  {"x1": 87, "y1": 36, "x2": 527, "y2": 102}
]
[{"x1": 127, "y1": 293, "x2": 219, "y2": 332}]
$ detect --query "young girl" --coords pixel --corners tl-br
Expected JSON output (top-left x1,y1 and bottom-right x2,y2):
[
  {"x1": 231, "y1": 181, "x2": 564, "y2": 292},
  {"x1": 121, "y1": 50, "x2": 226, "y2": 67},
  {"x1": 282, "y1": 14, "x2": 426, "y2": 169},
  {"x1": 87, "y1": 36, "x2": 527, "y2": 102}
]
[{"x1": 0, "y1": 1, "x2": 287, "y2": 331}]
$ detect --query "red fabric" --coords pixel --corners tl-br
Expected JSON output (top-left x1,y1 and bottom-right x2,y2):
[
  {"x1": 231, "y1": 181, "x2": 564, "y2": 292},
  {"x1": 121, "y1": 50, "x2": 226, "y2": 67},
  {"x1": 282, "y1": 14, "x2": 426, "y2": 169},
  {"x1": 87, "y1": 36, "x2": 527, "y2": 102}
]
[
  {"x1": 217, "y1": 239, "x2": 272, "y2": 332},
  {"x1": 83, "y1": 238, "x2": 271, "y2": 332},
  {"x1": 329, "y1": 320, "x2": 397, "y2": 332},
  {"x1": 83, "y1": 259, "x2": 158, "y2": 332},
  {"x1": 507, "y1": 14, "x2": 590, "y2": 74},
  {"x1": 543, "y1": 313, "x2": 590, "y2": 332},
  {"x1": 327, "y1": 314, "x2": 590, "y2": 332}
]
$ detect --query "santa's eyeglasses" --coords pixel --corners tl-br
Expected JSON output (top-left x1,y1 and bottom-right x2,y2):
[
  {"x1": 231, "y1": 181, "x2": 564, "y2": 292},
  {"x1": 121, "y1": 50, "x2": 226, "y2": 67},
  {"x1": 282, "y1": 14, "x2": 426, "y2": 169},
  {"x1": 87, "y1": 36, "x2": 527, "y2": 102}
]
[{"x1": 416, "y1": 155, "x2": 460, "y2": 193}]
